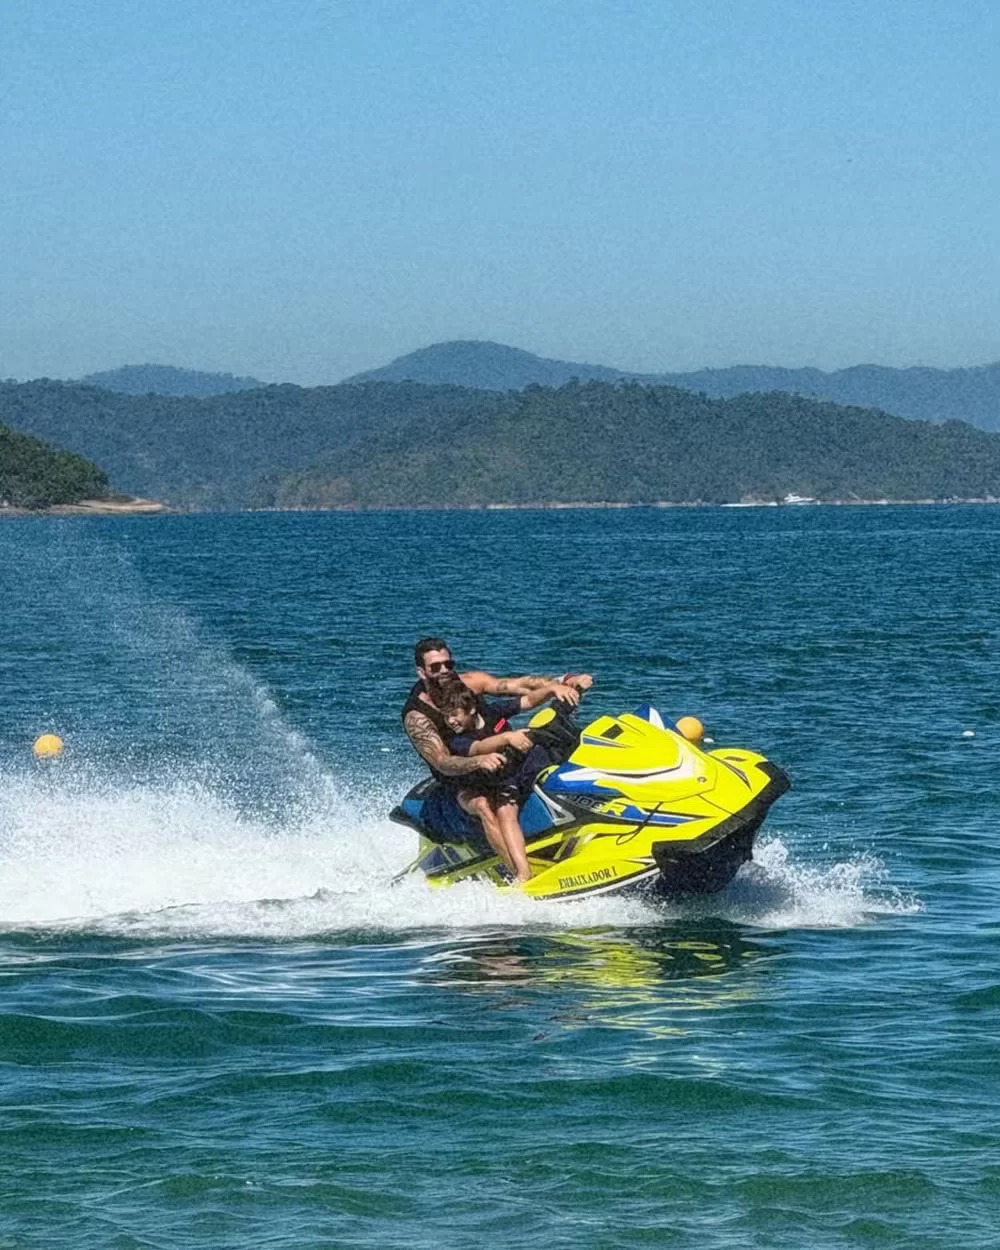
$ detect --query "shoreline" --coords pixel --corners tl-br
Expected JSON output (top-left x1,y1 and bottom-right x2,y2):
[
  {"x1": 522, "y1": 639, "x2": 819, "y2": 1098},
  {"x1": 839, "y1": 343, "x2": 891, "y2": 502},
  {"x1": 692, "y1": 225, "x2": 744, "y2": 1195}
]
[
  {"x1": 0, "y1": 496, "x2": 169, "y2": 518},
  {"x1": 248, "y1": 496, "x2": 1000, "y2": 513},
  {"x1": 4, "y1": 496, "x2": 1000, "y2": 519}
]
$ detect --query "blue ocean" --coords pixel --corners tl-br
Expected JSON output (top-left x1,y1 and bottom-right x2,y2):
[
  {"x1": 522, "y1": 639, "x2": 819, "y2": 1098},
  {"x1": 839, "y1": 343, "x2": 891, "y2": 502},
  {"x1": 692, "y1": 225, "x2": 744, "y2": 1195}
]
[{"x1": 1, "y1": 506, "x2": 998, "y2": 1247}]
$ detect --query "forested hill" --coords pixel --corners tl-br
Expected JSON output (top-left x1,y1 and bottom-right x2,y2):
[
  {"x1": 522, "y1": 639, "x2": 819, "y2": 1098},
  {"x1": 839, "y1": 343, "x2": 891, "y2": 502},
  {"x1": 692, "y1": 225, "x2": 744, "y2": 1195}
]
[
  {"x1": 5, "y1": 378, "x2": 1000, "y2": 510},
  {"x1": 0, "y1": 422, "x2": 109, "y2": 509},
  {"x1": 78, "y1": 365, "x2": 264, "y2": 397},
  {"x1": 348, "y1": 341, "x2": 1000, "y2": 432},
  {"x1": 0, "y1": 379, "x2": 491, "y2": 508},
  {"x1": 252, "y1": 382, "x2": 1000, "y2": 509}
]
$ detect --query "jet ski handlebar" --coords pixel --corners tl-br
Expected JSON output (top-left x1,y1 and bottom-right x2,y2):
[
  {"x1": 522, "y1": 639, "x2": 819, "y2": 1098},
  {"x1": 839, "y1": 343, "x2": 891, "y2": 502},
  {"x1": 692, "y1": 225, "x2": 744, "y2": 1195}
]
[{"x1": 525, "y1": 699, "x2": 581, "y2": 762}]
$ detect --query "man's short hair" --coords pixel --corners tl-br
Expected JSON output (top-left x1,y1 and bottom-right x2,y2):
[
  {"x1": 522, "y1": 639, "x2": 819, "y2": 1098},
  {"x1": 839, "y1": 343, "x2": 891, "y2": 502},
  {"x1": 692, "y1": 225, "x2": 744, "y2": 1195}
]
[{"x1": 414, "y1": 636, "x2": 450, "y2": 668}]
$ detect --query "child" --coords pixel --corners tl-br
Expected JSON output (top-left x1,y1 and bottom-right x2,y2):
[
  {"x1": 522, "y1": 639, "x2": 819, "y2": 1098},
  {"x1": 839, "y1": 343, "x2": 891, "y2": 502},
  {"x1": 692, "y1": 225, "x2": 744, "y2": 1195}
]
[{"x1": 435, "y1": 681, "x2": 541, "y2": 884}]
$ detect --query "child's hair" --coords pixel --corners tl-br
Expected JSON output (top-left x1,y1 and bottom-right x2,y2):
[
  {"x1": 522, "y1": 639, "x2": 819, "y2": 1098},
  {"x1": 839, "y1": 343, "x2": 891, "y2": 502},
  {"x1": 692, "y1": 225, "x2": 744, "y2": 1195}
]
[{"x1": 435, "y1": 678, "x2": 478, "y2": 718}]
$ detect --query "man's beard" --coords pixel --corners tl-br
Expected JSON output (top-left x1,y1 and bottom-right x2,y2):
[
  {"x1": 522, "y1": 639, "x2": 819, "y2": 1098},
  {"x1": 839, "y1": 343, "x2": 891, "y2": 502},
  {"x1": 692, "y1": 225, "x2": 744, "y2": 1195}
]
[{"x1": 427, "y1": 671, "x2": 463, "y2": 706}]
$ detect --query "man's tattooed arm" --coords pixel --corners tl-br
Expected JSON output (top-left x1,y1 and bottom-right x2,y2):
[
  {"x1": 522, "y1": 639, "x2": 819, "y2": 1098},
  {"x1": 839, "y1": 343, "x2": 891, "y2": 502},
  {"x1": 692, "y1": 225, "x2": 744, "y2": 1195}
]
[
  {"x1": 462, "y1": 671, "x2": 550, "y2": 696},
  {"x1": 494, "y1": 675, "x2": 549, "y2": 695},
  {"x1": 403, "y1": 711, "x2": 498, "y2": 776},
  {"x1": 493, "y1": 674, "x2": 592, "y2": 695},
  {"x1": 461, "y1": 670, "x2": 594, "y2": 697}
]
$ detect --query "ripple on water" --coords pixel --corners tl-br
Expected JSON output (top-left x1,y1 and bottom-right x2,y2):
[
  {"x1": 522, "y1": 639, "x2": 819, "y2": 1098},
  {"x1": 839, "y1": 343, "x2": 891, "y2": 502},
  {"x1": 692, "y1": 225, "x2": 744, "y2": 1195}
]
[{"x1": 2, "y1": 508, "x2": 1000, "y2": 1247}]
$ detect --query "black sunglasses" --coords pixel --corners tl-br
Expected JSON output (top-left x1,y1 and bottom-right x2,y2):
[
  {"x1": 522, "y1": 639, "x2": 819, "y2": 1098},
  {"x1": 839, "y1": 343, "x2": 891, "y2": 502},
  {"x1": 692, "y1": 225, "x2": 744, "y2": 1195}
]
[{"x1": 426, "y1": 659, "x2": 456, "y2": 674}]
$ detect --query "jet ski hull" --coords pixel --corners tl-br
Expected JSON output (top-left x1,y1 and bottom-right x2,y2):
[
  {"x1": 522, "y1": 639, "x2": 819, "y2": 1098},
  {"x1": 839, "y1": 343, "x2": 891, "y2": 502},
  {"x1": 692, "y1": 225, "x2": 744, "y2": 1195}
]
[{"x1": 391, "y1": 706, "x2": 790, "y2": 901}]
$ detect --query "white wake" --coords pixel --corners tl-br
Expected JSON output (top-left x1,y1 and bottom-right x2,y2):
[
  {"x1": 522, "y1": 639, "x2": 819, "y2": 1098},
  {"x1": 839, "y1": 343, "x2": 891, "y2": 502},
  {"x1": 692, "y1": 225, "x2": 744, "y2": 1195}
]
[{"x1": 0, "y1": 765, "x2": 918, "y2": 936}]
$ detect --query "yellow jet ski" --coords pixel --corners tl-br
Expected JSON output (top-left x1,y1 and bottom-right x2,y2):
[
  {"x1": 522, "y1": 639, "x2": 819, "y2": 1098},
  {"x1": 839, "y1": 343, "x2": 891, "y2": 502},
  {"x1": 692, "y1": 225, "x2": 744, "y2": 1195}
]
[{"x1": 390, "y1": 703, "x2": 790, "y2": 900}]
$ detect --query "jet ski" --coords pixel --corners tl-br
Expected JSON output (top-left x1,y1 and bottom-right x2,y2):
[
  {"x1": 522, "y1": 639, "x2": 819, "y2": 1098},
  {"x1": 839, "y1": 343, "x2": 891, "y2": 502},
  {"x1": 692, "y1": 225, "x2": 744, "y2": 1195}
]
[{"x1": 390, "y1": 702, "x2": 790, "y2": 900}]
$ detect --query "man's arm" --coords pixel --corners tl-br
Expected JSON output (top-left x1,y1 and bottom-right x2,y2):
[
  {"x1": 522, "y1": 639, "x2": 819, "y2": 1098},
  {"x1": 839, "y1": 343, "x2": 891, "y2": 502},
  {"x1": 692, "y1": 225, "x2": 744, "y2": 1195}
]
[
  {"x1": 518, "y1": 681, "x2": 581, "y2": 711},
  {"x1": 403, "y1": 710, "x2": 504, "y2": 776},
  {"x1": 460, "y1": 670, "x2": 539, "y2": 696},
  {"x1": 461, "y1": 670, "x2": 593, "y2": 698}
]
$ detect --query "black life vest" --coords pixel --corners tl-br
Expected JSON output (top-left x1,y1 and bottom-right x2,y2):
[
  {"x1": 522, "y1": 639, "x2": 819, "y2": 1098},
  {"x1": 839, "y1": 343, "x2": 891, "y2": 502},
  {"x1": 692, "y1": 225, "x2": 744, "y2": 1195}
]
[
  {"x1": 401, "y1": 681, "x2": 453, "y2": 736},
  {"x1": 401, "y1": 681, "x2": 493, "y2": 785}
]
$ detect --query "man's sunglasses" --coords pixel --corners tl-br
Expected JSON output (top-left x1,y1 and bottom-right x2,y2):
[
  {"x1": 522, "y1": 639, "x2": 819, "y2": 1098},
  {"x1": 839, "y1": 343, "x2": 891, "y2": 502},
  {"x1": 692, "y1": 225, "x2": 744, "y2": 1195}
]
[{"x1": 426, "y1": 659, "x2": 456, "y2": 674}]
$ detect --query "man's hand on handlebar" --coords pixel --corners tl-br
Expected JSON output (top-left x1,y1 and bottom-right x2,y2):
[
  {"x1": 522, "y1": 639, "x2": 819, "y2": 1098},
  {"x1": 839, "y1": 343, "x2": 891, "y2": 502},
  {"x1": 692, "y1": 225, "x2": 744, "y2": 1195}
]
[
  {"x1": 549, "y1": 681, "x2": 582, "y2": 707},
  {"x1": 561, "y1": 673, "x2": 594, "y2": 692},
  {"x1": 476, "y1": 752, "x2": 507, "y2": 773}
]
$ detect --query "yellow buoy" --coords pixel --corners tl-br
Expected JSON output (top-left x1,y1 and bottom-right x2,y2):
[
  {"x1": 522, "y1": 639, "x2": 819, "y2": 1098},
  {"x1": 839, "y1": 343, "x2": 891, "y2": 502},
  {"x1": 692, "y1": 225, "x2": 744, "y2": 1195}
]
[
  {"x1": 33, "y1": 733, "x2": 64, "y2": 760},
  {"x1": 675, "y1": 715, "x2": 704, "y2": 742}
]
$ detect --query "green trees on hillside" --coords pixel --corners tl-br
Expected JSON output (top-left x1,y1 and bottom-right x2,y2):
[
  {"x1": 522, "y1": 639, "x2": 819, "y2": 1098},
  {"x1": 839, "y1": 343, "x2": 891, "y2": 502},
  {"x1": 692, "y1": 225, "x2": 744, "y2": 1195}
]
[
  {"x1": 252, "y1": 382, "x2": 1000, "y2": 508},
  {"x1": 0, "y1": 422, "x2": 109, "y2": 508},
  {"x1": 5, "y1": 377, "x2": 1000, "y2": 510},
  {"x1": 0, "y1": 379, "x2": 495, "y2": 507}
]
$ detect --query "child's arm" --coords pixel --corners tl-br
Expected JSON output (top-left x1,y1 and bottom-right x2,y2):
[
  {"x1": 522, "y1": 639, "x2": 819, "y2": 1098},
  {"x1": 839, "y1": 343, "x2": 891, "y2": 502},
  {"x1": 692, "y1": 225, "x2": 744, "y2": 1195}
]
[
  {"x1": 468, "y1": 729, "x2": 533, "y2": 755},
  {"x1": 451, "y1": 734, "x2": 507, "y2": 769}
]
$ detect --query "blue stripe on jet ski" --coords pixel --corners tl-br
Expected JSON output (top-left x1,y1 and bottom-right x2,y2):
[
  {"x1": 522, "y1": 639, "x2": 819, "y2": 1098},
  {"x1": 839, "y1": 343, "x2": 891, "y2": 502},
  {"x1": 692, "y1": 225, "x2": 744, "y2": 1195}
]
[
  {"x1": 581, "y1": 734, "x2": 630, "y2": 748},
  {"x1": 617, "y1": 805, "x2": 698, "y2": 826}
]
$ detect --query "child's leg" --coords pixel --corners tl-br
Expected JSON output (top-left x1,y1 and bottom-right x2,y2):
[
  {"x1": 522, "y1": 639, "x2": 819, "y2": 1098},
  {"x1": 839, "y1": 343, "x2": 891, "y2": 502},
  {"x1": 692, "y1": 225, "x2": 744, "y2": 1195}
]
[
  {"x1": 457, "y1": 790, "x2": 514, "y2": 874},
  {"x1": 495, "y1": 795, "x2": 531, "y2": 883}
]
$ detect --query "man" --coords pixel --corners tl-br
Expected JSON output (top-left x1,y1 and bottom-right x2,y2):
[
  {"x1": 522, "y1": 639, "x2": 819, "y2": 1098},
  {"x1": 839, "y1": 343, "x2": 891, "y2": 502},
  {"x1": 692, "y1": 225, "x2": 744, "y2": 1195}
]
[{"x1": 401, "y1": 636, "x2": 592, "y2": 866}]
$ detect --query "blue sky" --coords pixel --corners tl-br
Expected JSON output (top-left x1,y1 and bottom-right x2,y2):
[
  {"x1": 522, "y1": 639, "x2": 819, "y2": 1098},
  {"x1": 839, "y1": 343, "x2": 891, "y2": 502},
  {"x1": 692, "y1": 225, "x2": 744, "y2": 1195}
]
[{"x1": 2, "y1": 0, "x2": 998, "y2": 382}]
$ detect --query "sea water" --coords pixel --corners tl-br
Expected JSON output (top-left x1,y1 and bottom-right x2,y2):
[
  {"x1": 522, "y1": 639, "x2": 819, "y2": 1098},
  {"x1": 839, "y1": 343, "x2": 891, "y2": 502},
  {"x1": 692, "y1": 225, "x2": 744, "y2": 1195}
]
[{"x1": 0, "y1": 506, "x2": 997, "y2": 1248}]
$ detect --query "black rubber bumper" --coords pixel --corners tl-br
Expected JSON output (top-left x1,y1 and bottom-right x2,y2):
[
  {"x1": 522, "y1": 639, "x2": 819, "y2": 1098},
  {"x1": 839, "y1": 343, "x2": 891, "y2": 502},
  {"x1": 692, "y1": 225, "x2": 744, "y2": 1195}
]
[{"x1": 651, "y1": 763, "x2": 791, "y2": 895}]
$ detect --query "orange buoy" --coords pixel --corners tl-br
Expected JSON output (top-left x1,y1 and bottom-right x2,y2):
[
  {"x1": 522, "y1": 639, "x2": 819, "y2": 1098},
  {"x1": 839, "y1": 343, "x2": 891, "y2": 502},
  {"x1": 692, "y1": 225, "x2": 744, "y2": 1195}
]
[
  {"x1": 675, "y1": 716, "x2": 704, "y2": 742},
  {"x1": 33, "y1": 733, "x2": 64, "y2": 759}
]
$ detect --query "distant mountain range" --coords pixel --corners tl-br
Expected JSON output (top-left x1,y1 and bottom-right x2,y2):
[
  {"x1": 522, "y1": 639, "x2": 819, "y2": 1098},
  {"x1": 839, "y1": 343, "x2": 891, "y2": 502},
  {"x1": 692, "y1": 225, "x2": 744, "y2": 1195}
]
[
  {"x1": 60, "y1": 343, "x2": 1000, "y2": 432},
  {"x1": 347, "y1": 340, "x2": 1000, "y2": 432},
  {"x1": 345, "y1": 341, "x2": 629, "y2": 389},
  {"x1": 5, "y1": 376, "x2": 1000, "y2": 510},
  {"x1": 6, "y1": 342, "x2": 999, "y2": 511},
  {"x1": 251, "y1": 382, "x2": 1000, "y2": 510},
  {"x1": 78, "y1": 364, "x2": 264, "y2": 397}
]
